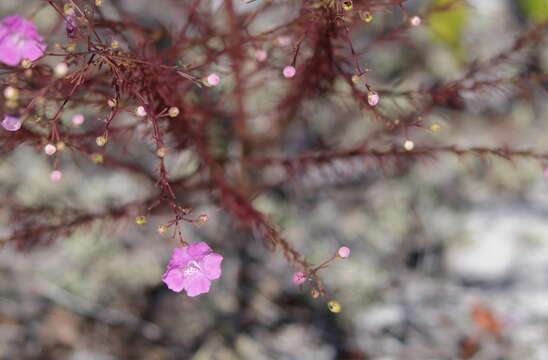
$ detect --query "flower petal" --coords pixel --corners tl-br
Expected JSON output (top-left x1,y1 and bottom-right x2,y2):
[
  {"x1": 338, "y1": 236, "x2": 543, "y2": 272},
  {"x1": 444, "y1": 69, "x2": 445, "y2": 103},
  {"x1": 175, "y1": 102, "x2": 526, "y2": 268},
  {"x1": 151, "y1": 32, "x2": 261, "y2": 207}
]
[
  {"x1": 200, "y1": 253, "x2": 223, "y2": 280},
  {"x1": 0, "y1": 39, "x2": 22, "y2": 66},
  {"x1": 183, "y1": 273, "x2": 211, "y2": 297},
  {"x1": 20, "y1": 39, "x2": 45, "y2": 62},
  {"x1": 187, "y1": 242, "x2": 212, "y2": 258},
  {"x1": 161, "y1": 268, "x2": 185, "y2": 292},
  {"x1": 168, "y1": 247, "x2": 191, "y2": 267}
]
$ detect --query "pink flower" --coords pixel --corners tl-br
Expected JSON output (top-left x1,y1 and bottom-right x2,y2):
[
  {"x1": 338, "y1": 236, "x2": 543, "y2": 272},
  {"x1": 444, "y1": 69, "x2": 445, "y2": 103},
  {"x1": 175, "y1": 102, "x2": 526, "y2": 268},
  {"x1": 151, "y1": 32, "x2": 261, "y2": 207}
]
[
  {"x1": 255, "y1": 49, "x2": 267, "y2": 62},
  {"x1": 162, "y1": 242, "x2": 223, "y2": 296},
  {"x1": 0, "y1": 15, "x2": 46, "y2": 66},
  {"x1": 338, "y1": 246, "x2": 350, "y2": 258},
  {"x1": 367, "y1": 91, "x2": 379, "y2": 106},
  {"x1": 71, "y1": 114, "x2": 84, "y2": 126},
  {"x1": 50, "y1": 170, "x2": 62, "y2": 182},
  {"x1": 283, "y1": 65, "x2": 296, "y2": 78},
  {"x1": 292, "y1": 271, "x2": 306, "y2": 284},
  {"x1": 44, "y1": 144, "x2": 56, "y2": 155},
  {"x1": 206, "y1": 73, "x2": 220, "y2": 86},
  {"x1": 1, "y1": 114, "x2": 22, "y2": 131}
]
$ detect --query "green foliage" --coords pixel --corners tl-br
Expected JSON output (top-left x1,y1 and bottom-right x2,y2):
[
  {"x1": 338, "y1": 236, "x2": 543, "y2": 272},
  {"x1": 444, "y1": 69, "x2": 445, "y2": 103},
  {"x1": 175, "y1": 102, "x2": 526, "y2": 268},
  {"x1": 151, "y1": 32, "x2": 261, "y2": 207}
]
[
  {"x1": 428, "y1": 0, "x2": 469, "y2": 58},
  {"x1": 518, "y1": 0, "x2": 548, "y2": 23}
]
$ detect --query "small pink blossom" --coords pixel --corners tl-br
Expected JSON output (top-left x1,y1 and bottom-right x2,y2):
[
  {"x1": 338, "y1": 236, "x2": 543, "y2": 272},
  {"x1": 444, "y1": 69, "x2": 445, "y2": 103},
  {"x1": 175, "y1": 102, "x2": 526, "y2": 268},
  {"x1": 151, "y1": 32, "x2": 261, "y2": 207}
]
[
  {"x1": 206, "y1": 73, "x2": 220, "y2": 86},
  {"x1": 255, "y1": 49, "x2": 267, "y2": 62},
  {"x1": 72, "y1": 114, "x2": 84, "y2": 126},
  {"x1": 410, "y1": 16, "x2": 421, "y2": 27},
  {"x1": 283, "y1": 65, "x2": 296, "y2": 78},
  {"x1": 338, "y1": 246, "x2": 350, "y2": 258},
  {"x1": 367, "y1": 91, "x2": 379, "y2": 106},
  {"x1": 44, "y1": 144, "x2": 56, "y2": 155},
  {"x1": 0, "y1": 14, "x2": 46, "y2": 66},
  {"x1": 50, "y1": 170, "x2": 62, "y2": 182},
  {"x1": 1, "y1": 115, "x2": 22, "y2": 131},
  {"x1": 292, "y1": 271, "x2": 306, "y2": 284},
  {"x1": 162, "y1": 242, "x2": 223, "y2": 296}
]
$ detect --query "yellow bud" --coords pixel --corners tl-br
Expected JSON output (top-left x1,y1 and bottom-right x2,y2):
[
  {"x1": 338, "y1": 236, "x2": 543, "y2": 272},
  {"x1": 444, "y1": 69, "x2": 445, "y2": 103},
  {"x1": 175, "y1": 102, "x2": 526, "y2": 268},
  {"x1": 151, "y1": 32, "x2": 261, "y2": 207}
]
[
  {"x1": 4, "y1": 86, "x2": 19, "y2": 100},
  {"x1": 158, "y1": 225, "x2": 168, "y2": 234},
  {"x1": 430, "y1": 123, "x2": 440, "y2": 132},
  {"x1": 360, "y1": 11, "x2": 373, "y2": 23},
  {"x1": 351, "y1": 75, "x2": 360, "y2": 83},
  {"x1": 66, "y1": 43, "x2": 76, "y2": 52},
  {"x1": 96, "y1": 136, "x2": 107, "y2": 147},
  {"x1": 156, "y1": 147, "x2": 167, "y2": 158},
  {"x1": 111, "y1": 40, "x2": 119, "y2": 49},
  {"x1": 168, "y1": 107, "x2": 180, "y2": 117},
  {"x1": 327, "y1": 300, "x2": 341, "y2": 313},
  {"x1": 5, "y1": 100, "x2": 18, "y2": 109},
  {"x1": 21, "y1": 59, "x2": 32, "y2": 69},
  {"x1": 56, "y1": 141, "x2": 66, "y2": 151},
  {"x1": 95, "y1": 0, "x2": 103, "y2": 6},
  {"x1": 63, "y1": 4, "x2": 74, "y2": 15},
  {"x1": 311, "y1": 289, "x2": 320, "y2": 298},
  {"x1": 135, "y1": 216, "x2": 146, "y2": 225},
  {"x1": 342, "y1": 1, "x2": 353, "y2": 11},
  {"x1": 91, "y1": 153, "x2": 104, "y2": 163}
]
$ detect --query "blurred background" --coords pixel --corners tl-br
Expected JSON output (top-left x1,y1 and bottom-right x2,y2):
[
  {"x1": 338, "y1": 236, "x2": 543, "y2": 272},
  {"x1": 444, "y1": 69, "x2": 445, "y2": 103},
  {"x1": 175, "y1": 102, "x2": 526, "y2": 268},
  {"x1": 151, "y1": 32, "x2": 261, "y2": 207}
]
[{"x1": 1, "y1": 0, "x2": 548, "y2": 359}]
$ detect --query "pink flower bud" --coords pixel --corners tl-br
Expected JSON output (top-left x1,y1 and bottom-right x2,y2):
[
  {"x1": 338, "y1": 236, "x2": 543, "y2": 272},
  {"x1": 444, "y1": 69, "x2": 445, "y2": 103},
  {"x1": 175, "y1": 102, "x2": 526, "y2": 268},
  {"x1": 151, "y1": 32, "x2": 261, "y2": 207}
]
[
  {"x1": 255, "y1": 49, "x2": 267, "y2": 62},
  {"x1": 1, "y1": 115, "x2": 22, "y2": 131},
  {"x1": 44, "y1": 144, "x2": 56, "y2": 155},
  {"x1": 367, "y1": 91, "x2": 379, "y2": 106},
  {"x1": 50, "y1": 170, "x2": 62, "y2": 182},
  {"x1": 338, "y1": 246, "x2": 350, "y2": 258},
  {"x1": 292, "y1": 271, "x2": 306, "y2": 284},
  {"x1": 71, "y1": 114, "x2": 84, "y2": 126},
  {"x1": 283, "y1": 65, "x2": 296, "y2": 78},
  {"x1": 410, "y1": 16, "x2": 421, "y2": 26},
  {"x1": 206, "y1": 73, "x2": 220, "y2": 86}
]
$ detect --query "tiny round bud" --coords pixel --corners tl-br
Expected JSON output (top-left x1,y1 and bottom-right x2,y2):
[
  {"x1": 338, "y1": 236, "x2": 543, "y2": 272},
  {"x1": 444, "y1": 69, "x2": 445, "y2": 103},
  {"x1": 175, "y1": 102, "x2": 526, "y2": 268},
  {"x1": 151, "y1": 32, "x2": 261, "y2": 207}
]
[
  {"x1": 311, "y1": 289, "x2": 320, "y2": 298},
  {"x1": 91, "y1": 153, "x2": 104, "y2": 163},
  {"x1": 111, "y1": 39, "x2": 120, "y2": 49},
  {"x1": 66, "y1": 43, "x2": 76, "y2": 52},
  {"x1": 63, "y1": 4, "x2": 75, "y2": 15},
  {"x1": 1, "y1": 115, "x2": 22, "y2": 132},
  {"x1": 292, "y1": 272, "x2": 306, "y2": 285},
  {"x1": 283, "y1": 65, "x2": 296, "y2": 78},
  {"x1": 44, "y1": 144, "x2": 57, "y2": 155},
  {"x1": 21, "y1": 59, "x2": 32, "y2": 69},
  {"x1": 360, "y1": 11, "x2": 373, "y2": 23},
  {"x1": 96, "y1": 136, "x2": 107, "y2": 147},
  {"x1": 95, "y1": 0, "x2": 103, "y2": 6},
  {"x1": 255, "y1": 49, "x2": 267, "y2": 62},
  {"x1": 56, "y1": 141, "x2": 66, "y2": 151},
  {"x1": 338, "y1": 246, "x2": 350, "y2": 258},
  {"x1": 135, "y1": 216, "x2": 146, "y2": 225},
  {"x1": 327, "y1": 300, "x2": 341, "y2": 313},
  {"x1": 206, "y1": 73, "x2": 220, "y2": 87},
  {"x1": 410, "y1": 16, "x2": 421, "y2": 26},
  {"x1": 342, "y1": 0, "x2": 353, "y2": 11},
  {"x1": 404, "y1": 139, "x2": 414, "y2": 151},
  {"x1": 168, "y1": 107, "x2": 180, "y2": 118},
  {"x1": 5, "y1": 100, "x2": 18, "y2": 109},
  {"x1": 72, "y1": 114, "x2": 85, "y2": 126},
  {"x1": 54, "y1": 62, "x2": 69, "y2": 78},
  {"x1": 50, "y1": 170, "x2": 63, "y2": 182},
  {"x1": 107, "y1": 98, "x2": 117, "y2": 108},
  {"x1": 135, "y1": 106, "x2": 147, "y2": 117},
  {"x1": 198, "y1": 214, "x2": 209, "y2": 224},
  {"x1": 351, "y1": 75, "x2": 360, "y2": 83},
  {"x1": 276, "y1": 36, "x2": 291, "y2": 47},
  {"x1": 158, "y1": 225, "x2": 168, "y2": 234},
  {"x1": 367, "y1": 91, "x2": 379, "y2": 106},
  {"x1": 430, "y1": 123, "x2": 440, "y2": 132},
  {"x1": 156, "y1": 147, "x2": 167, "y2": 158},
  {"x1": 3, "y1": 86, "x2": 19, "y2": 100}
]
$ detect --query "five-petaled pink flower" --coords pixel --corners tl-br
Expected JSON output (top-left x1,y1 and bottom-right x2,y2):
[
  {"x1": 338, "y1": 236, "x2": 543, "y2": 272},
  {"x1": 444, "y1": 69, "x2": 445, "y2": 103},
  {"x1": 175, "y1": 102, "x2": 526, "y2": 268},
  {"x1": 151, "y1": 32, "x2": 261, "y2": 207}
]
[
  {"x1": 162, "y1": 242, "x2": 223, "y2": 296},
  {"x1": 0, "y1": 14, "x2": 46, "y2": 66}
]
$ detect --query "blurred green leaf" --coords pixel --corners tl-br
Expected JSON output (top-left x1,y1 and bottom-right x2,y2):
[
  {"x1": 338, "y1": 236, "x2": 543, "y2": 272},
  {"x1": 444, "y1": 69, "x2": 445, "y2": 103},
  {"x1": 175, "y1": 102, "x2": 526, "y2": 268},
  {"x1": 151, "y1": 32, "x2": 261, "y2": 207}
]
[
  {"x1": 428, "y1": 0, "x2": 469, "y2": 59},
  {"x1": 518, "y1": 0, "x2": 548, "y2": 23}
]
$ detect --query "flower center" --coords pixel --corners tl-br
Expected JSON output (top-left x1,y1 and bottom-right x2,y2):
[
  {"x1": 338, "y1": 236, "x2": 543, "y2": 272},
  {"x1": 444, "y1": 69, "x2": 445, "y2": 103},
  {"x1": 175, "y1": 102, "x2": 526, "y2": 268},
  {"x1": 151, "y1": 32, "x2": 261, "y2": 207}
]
[{"x1": 182, "y1": 260, "x2": 201, "y2": 277}]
